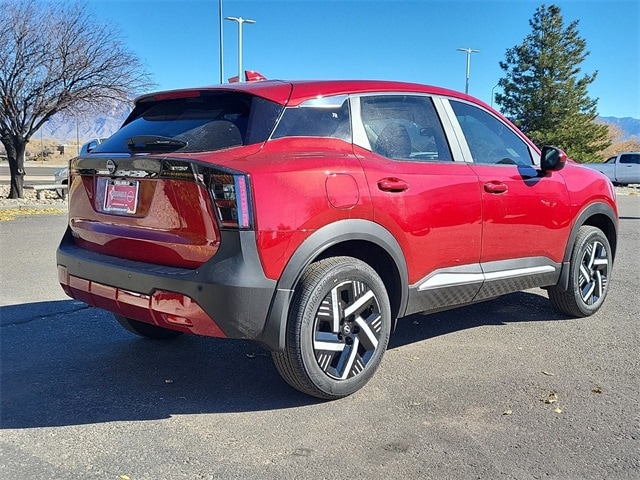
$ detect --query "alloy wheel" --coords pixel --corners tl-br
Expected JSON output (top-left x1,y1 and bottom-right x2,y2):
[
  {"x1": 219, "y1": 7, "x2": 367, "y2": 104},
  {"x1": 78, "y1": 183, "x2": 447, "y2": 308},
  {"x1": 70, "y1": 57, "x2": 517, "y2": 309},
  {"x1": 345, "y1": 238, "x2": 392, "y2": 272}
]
[
  {"x1": 578, "y1": 239, "x2": 609, "y2": 306},
  {"x1": 313, "y1": 279, "x2": 383, "y2": 380}
]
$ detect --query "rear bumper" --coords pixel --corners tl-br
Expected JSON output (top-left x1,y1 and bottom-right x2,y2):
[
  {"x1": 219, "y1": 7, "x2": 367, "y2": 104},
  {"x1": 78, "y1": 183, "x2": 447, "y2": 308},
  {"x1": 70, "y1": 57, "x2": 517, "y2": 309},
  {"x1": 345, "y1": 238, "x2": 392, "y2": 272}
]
[{"x1": 57, "y1": 227, "x2": 278, "y2": 347}]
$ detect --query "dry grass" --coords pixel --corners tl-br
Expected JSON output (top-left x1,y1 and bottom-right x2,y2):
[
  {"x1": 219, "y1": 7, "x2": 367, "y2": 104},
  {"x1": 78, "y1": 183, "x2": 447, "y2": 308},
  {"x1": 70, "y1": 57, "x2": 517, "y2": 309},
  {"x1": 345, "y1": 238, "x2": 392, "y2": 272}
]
[{"x1": 0, "y1": 207, "x2": 66, "y2": 222}]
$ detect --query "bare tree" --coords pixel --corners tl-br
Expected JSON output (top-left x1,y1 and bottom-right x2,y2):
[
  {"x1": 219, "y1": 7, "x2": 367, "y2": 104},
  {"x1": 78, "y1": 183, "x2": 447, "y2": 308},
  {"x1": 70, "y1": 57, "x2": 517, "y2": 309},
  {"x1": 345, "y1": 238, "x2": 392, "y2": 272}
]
[
  {"x1": 598, "y1": 123, "x2": 640, "y2": 160},
  {"x1": 0, "y1": 0, "x2": 153, "y2": 198}
]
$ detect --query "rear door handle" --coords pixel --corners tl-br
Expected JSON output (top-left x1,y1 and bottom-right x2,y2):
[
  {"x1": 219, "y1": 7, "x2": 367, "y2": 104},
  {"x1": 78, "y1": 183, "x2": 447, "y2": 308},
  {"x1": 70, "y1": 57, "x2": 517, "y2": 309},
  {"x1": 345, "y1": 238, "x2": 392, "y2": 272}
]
[
  {"x1": 484, "y1": 181, "x2": 508, "y2": 194},
  {"x1": 377, "y1": 178, "x2": 409, "y2": 193}
]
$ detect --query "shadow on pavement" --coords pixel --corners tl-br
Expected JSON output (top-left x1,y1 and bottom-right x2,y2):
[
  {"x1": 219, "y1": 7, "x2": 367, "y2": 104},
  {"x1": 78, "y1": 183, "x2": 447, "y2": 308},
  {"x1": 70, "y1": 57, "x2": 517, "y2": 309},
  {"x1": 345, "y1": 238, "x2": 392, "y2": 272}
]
[
  {"x1": 1, "y1": 291, "x2": 568, "y2": 429},
  {"x1": 389, "y1": 289, "x2": 567, "y2": 349}
]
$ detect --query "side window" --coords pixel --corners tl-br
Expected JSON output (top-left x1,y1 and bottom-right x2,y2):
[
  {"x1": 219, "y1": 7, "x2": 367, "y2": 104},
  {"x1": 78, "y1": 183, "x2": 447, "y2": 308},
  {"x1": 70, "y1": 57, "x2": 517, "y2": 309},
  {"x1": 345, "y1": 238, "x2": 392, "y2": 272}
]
[
  {"x1": 360, "y1": 95, "x2": 452, "y2": 161},
  {"x1": 271, "y1": 95, "x2": 350, "y2": 141},
  {"x1": 620, "y1": 154, "x2": 640, "y2": 164},
  {"x1": 450, "y1": 101, "x2": 532, "y2": 165}
]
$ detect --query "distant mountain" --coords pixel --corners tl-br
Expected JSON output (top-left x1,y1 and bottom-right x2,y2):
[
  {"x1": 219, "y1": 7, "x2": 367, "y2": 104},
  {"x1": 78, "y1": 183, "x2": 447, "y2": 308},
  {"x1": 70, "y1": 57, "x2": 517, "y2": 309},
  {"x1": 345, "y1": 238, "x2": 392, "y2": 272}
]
[
  {"x1": 36, "y1": 102, "x2": 131, "y2": 144},
  {"x1": 598, "y1": 116, "x2": 640, "y2": 140}
]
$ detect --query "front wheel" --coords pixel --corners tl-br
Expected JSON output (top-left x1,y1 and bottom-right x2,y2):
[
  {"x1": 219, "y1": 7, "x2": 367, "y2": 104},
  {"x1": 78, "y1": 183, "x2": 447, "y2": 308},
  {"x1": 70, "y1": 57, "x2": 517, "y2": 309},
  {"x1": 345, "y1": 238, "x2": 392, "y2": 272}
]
[
  {"x1": 548, "y1": 226, "x2": 612, "y2": 317},
  {"x1": 272, "y1": 257, "x2": 392, "y2": 399},
  {"x1": 114, "y1": 314, "x2": 184, "y2": 339}
]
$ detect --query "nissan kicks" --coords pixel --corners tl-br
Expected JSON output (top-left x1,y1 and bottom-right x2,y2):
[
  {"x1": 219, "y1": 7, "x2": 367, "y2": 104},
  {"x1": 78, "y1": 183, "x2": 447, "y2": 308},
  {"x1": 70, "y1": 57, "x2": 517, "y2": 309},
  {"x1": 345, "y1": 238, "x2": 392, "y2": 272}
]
[{"x1": 57, "y1": 80, "x2": 618, "y2": 399}]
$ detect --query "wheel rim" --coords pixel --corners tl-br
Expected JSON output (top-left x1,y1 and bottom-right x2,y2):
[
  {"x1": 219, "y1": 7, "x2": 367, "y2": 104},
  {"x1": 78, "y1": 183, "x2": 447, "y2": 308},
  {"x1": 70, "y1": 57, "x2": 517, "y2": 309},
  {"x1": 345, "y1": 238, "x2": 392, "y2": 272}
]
[
  {"x1": 578, "y1": 239, "x2": 609, "y2": 306},
  {"x1": 312, "y1": 280, "x2": 383, "y2": 380}
]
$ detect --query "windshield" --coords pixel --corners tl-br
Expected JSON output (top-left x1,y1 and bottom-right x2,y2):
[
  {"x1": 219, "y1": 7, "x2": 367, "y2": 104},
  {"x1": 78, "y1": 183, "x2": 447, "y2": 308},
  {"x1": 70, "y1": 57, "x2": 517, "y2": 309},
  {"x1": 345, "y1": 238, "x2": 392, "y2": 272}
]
[{"x1": 92, "y1": 91, "x2": 283, "y2": 154}]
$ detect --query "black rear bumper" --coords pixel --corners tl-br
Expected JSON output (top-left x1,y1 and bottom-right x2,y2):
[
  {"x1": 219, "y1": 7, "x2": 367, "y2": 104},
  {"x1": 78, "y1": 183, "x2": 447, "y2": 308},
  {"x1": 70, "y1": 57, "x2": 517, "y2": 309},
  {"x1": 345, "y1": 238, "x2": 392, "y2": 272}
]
[{"x1": 56, "y1": 227, "x2": 278, "y2": 346}]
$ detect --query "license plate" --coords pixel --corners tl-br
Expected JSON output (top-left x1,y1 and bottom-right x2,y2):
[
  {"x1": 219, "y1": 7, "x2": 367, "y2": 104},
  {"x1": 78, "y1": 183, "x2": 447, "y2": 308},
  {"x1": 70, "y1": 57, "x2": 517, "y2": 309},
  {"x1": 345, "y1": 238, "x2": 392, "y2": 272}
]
[{"x1": 104, "y1": 179, "x2": 139, "y2": 214}]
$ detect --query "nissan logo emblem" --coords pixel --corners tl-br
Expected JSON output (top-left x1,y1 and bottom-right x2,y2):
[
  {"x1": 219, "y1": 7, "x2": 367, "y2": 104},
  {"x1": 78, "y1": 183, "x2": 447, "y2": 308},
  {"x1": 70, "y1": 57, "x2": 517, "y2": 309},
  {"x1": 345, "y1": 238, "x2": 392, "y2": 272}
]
[{"x1": 106, "y1": 159, "x2": 117, "y2": 175}]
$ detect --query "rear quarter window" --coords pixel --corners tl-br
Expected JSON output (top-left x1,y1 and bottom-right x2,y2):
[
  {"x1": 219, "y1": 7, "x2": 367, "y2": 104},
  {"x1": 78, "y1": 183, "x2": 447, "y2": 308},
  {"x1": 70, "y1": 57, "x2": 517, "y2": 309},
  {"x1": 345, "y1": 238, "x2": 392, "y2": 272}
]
[{"x1": 271, "y1": 95, "x2": 351, "y2": 141}]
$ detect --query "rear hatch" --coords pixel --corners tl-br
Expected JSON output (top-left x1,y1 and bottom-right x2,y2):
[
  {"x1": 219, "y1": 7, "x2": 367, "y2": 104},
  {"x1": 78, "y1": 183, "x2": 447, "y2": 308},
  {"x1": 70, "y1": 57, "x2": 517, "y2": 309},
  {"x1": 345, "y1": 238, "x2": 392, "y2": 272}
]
[{"x1": 67, "y1": 88, "x2": 286, "y2": 268}]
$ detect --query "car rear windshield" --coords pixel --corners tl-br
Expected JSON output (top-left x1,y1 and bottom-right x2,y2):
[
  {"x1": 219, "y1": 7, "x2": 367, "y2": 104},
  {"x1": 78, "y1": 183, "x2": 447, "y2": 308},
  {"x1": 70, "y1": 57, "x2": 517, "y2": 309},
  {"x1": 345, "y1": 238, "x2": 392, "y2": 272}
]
[{"x1": 92, "y1": 91, "x2": 283, "y2": 154}]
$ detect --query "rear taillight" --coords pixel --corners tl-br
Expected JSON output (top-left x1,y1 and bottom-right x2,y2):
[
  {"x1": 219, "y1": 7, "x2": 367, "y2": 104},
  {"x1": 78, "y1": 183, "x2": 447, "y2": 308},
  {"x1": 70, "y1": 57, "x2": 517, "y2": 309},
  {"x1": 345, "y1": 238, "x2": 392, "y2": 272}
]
[
  {"x1": 209, "y1": 171, "x2": 252, "y2": 229},
  {"x1": 73, "y1": 156, "x2": 254, "y2": 230}
]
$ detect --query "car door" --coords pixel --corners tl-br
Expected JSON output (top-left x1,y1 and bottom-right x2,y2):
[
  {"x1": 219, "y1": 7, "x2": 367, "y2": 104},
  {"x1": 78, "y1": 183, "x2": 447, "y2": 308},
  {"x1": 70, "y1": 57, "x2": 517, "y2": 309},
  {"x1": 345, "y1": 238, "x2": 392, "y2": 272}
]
[
  {"x1": 445, "y1": 99, "x2": 572, "y2": 300},
  {"x1": 351, "y1": 94, "x2": 483, "y2": 315},
  {"x1": 617, "y1": 153, "x2": 640, "y2": 184}
]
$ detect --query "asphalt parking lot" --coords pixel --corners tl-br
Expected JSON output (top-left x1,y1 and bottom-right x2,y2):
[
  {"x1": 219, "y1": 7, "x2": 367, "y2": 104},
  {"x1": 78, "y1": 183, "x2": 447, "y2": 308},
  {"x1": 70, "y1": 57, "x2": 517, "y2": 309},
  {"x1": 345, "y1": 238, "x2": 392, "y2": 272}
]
[{"x1": 1, "y1": 196, "x2": 638, "y2": 479}]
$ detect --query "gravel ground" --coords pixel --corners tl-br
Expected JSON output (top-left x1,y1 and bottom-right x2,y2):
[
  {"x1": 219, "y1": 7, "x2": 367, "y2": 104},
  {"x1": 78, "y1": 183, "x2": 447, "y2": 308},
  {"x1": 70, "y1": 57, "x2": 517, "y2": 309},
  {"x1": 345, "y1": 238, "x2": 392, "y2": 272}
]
[{"x1": 0, "y1": 185, "x2": 68, "y2": 208}]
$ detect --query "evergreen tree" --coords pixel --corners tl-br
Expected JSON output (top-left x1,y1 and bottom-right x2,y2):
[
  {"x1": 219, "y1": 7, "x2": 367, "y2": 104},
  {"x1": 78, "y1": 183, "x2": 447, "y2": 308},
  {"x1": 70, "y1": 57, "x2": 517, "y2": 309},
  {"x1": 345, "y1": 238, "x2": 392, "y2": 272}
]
[{"x1": 495, "y1": 4, "x2": 609, "y2": 162}]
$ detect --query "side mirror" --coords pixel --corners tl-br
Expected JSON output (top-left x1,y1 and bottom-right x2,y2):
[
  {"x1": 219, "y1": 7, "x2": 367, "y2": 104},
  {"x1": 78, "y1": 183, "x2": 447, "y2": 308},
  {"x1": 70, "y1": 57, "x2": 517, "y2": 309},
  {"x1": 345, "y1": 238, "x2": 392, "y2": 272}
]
[{"x1": 540, "y1": 146, "x2": 567, "y2": 172}]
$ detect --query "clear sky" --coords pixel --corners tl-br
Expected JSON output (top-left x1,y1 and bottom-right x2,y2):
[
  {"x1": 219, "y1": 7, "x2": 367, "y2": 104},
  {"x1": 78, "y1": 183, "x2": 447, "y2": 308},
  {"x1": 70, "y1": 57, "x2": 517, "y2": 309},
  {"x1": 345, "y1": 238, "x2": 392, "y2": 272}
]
[{"x1": 85, "y1": 0, "x2": 639, "y2": 118}]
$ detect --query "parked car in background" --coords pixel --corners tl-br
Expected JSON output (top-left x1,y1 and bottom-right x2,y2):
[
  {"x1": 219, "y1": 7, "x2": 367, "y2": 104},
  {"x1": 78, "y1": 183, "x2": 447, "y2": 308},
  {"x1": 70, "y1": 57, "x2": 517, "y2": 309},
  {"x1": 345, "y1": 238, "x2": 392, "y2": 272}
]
[
  {"x1": 582, "y1": 152, "x2": 640, "y2": 186},
  {"x1": 54, "y1": 166, "x2": 68, "y2": 199},
  {"x1": 54, "y1": 166, "x2": 68, "y2": 183},
  {"x1": 79, "y1": 138, "x2": 107, "y2": 155},
  {"x1": 54, "y1": 139, "x2": 108, "y2": 198},
  {"x1": 57, "y1": 80, "x2": 618, "y2": 399}
]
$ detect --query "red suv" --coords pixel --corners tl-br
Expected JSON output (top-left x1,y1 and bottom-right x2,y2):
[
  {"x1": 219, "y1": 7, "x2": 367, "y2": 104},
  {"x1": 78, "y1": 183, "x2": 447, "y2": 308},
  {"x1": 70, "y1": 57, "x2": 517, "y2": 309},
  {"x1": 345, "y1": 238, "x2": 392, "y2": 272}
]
[{"x1": 57, "y1": 80, "x2": 618, "y2": 399}]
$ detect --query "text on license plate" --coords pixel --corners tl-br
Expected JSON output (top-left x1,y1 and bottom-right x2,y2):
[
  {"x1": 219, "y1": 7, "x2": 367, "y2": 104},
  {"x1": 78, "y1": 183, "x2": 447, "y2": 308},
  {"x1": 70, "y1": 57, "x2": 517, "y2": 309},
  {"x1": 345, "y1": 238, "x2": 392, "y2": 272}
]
[{"x1": 104, "y1": 179, "x2": 139, "y2": 214}]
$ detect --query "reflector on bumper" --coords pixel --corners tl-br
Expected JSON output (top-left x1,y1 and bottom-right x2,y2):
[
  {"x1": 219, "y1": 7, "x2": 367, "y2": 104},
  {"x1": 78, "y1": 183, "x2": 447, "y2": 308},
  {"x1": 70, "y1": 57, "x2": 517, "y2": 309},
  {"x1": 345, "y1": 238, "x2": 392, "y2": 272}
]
[{"x1": 58, "y1": 266, "x2": 226, "y2": 338}]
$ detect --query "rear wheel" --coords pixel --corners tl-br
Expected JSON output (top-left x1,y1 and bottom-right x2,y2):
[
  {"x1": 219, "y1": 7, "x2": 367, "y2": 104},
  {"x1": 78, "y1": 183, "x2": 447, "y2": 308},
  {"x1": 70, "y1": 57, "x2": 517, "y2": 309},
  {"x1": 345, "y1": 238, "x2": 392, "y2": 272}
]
[
  {"x1": 272, "y1": 257, "x2": 391, "y2": 399},
  {"x1": 548, "y1": 226, "x2": 612, "y2": 317},
  {"x1": 114, "y1": 314, "x2": 184, "y2": 339}
]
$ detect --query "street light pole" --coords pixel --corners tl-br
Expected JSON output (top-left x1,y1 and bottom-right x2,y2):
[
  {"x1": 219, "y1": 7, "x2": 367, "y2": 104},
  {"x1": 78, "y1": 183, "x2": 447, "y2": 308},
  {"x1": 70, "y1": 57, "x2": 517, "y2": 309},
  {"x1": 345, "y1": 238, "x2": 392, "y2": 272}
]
[
  {"x1": 225, "y1": 16, "x2": 256, "y2": 82},
  {"x1": 457, "y1": 47, "x2": 480, "y2": 94},
  {"x1": 219, "y1": 0, "x2": 224, "y2": 83}
]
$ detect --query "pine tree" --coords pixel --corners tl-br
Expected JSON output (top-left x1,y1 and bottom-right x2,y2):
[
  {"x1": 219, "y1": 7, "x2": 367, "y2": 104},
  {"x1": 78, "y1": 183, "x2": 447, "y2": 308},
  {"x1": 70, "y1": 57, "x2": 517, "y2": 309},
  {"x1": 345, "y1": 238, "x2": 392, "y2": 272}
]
[{"x1": 495, "y1": 4, "x2": 609, "y2": 162}]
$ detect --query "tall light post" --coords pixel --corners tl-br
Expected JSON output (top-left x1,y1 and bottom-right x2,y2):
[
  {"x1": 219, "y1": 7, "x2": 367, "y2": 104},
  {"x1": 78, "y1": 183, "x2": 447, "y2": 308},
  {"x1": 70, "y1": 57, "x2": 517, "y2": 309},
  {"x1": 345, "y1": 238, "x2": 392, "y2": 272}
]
[
  {"x1": 457, "y1": 47, "x2": 480, "y2": 94},
  {"x1": 219, "y1": 0, "x2": 224, "y2": 83},
  {"x1": 225, "y1": 16, "x2": 256, "y2": 82}
]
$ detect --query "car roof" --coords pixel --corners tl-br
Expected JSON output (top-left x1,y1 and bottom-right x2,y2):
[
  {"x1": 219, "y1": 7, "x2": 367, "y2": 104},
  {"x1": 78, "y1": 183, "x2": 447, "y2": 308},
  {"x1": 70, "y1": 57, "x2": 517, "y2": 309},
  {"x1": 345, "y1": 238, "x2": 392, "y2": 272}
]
[{"x1": 134, "y1": 79, "x2": 475, "y2": 108}]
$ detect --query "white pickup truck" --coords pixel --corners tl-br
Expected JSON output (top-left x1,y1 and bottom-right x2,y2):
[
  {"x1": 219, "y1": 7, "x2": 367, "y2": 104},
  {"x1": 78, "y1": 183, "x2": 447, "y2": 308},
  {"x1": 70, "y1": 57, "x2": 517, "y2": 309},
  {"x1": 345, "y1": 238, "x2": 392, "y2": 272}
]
[{"x1": 582, "y1": 152, "x2": 640, "y2": 186}]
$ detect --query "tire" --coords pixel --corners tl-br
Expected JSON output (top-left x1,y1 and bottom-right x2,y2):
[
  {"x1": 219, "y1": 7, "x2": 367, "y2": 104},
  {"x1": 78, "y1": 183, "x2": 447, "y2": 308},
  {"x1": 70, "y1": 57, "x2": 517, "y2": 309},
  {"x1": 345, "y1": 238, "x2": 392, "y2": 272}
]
[
  {"x1": 114, "y1": 314, "x2": 184, "y2": 340},
  {"x1": 548, "y1": 226, "x2": 612, "y2": 317},
  {"x1": 272, "y1": 257, "x2": 392, "y2": 400}
]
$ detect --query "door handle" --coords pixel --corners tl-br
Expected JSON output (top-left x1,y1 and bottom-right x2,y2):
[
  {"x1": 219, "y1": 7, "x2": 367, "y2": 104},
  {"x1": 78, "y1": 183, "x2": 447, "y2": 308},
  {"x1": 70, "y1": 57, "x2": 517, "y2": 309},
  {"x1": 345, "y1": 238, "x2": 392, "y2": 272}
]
[
  {"x1": 484, "y1": 181, "x2": 508, "y2": 194},
  {"x1": 377, "y1": 178, "x2": 409, "y2": 192}
]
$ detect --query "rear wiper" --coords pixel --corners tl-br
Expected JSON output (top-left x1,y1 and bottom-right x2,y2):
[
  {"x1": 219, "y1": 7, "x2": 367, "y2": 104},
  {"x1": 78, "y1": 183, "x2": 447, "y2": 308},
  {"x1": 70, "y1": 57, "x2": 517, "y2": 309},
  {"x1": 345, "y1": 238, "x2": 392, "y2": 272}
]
[{"x1": 126, "y1": 136, "x2": 187, "y2": 151}]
